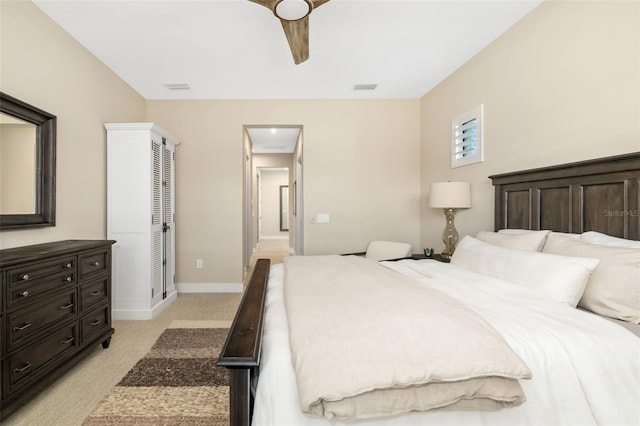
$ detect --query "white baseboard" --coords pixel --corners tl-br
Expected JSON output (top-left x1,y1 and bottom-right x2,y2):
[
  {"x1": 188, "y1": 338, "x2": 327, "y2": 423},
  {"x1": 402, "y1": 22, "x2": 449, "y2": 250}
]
[
  {"x1": 112, "y1": 291, "x2": 178, "y2": 320},
  {"x1": 176, "y1": 282, "x2": 243, "y2": 293}
]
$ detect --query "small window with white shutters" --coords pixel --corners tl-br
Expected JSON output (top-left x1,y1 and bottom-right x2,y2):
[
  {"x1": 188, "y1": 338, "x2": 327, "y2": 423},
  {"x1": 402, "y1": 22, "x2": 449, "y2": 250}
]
[{"x1": 451, "y1": 105, "x2": 483, "y2": 168}]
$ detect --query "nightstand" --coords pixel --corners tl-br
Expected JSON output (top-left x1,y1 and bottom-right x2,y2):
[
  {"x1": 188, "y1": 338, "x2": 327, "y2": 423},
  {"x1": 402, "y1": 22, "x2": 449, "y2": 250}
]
[{"x1": 406, "y1": 253, "x2": 450, "y2": 263}]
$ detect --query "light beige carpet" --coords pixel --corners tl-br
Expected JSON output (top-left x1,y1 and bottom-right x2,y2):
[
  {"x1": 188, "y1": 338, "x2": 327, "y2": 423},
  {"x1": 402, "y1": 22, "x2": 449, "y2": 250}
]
[{"x1": 83, "y1": 321, "x2": 231, "y2": 426}]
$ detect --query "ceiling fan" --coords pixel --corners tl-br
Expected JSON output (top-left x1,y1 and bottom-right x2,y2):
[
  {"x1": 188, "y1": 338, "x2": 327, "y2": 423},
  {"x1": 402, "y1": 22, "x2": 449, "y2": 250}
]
[{"x1": 249, "y1": 0, "x2": 330, "y2": 65}]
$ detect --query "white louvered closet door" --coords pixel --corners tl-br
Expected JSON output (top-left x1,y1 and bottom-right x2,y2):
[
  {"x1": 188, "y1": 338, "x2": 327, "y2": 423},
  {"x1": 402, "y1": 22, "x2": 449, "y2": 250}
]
[
  {"x1": 106, "y1": 123, "x2": 179, "y2": 320},
  {"x1": 163, "y1": 141, "x2": 176, "y2": 296},
  {"x1": 151, "y1": 136, "x2": 164, "y2": 306}
]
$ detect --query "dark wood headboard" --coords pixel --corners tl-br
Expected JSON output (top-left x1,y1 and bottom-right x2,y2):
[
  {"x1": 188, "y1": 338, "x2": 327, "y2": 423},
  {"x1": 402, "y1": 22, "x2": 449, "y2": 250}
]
[{"x1": 490, "y1": 152, "x2": 640, "y2": 240}]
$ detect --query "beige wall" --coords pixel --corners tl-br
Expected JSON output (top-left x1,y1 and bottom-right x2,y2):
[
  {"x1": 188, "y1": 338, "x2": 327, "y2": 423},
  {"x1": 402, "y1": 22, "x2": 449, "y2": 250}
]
[
  {"x1": 147, "y1": 99, "x2": 421, "y2": 285},
  {"x1": 0, "y1": 1, "x2": 146, "y2": 249},
  {"x1": 420, "y1": 0, "x2": 640, "y2": 252}
]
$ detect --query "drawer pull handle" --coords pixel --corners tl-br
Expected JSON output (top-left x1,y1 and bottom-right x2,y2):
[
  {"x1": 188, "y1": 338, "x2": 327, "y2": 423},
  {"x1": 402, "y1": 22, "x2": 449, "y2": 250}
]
[
  {"x1": 90, "y1": 291, "x2": 102, "y2": 297},
  {"x1": 90, "y1": 319, "x2": 102, "y2": 326},
  {"x1": 59, "y1": 303, "x2": 74, "y2": 310},
  {"x1": 13, "y1": 363, "x2": 32, "y2": 374},
  {"x1": 65, "y1": 263, "x2": 72, "y2": 269},
  {"x1": 21, "y1": 274, "x2": 29, "y2": 280},
  {"x1": 63, "y1": 276, "x2": 73, "y2": 282},
  {"x1": 91, "y1": 261, "x2": 100, "y2": 267},
  {"x1": 13, "y1": 322, "x2": 32, "y2": 332},
  {"x1": 61, "y1": 337, "x2": 75, "y2": 345},
  {"x1": 20, "y1": 290, "x2": 29, "y2": 298}
]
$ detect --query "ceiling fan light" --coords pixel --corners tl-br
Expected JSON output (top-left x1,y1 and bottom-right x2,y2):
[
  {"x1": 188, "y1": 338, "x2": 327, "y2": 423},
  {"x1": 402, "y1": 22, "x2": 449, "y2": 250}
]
[{"x1": 275, "y1": 0, "x2": 311, "y2": 21}]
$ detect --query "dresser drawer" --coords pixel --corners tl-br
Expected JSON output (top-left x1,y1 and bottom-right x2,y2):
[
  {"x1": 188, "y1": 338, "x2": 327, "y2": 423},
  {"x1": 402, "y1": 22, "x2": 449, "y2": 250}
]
[
  {"x1": 7, "y1": 257, "x2": 76, "y2": 309},
  {"x1": 80, "y1": 305, "x2": 110, "y2": 346},
  {"x1": 7, "y1": 289, "x2": 77, "y2": 352},
  {"x1": 6, "y1": 323, "x2": 77, "y2": 395},
  {"x1": 79, "y1": 277, "x2": 109, "y2": 313},
  {"x1": 79, "y1": 249, "x2": 109, "y2": 282}
]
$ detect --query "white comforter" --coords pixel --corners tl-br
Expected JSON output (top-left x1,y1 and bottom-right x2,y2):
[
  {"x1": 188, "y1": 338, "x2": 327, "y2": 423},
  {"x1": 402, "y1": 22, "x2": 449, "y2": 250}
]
[
  {"x1": 253, "y1": 259, "x2": 640, "y2": 426},
  {"x1": 284, "y1": 255, "x2": 531, "y2": 420}
]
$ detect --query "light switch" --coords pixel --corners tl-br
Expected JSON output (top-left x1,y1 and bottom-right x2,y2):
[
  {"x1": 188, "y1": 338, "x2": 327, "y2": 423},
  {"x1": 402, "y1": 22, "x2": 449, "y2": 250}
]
[{"x1": 317, "y1": 213, "x2": 330, "y2": 223}]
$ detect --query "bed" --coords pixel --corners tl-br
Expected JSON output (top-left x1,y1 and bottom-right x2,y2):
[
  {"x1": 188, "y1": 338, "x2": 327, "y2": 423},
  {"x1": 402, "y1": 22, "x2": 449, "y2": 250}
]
[{"x1": 218, "y1": 152, "x2": 640, "y2": 426}]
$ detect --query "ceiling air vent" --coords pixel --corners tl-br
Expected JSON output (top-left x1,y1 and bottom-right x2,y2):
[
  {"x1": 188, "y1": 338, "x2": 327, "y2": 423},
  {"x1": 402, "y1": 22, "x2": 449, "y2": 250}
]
[
  {"x1": 353, "y1": 83, "x2": 378, "y2": 91},
  {"x1": 163, "y1": 82, "x2": 191, "y2": 90}
]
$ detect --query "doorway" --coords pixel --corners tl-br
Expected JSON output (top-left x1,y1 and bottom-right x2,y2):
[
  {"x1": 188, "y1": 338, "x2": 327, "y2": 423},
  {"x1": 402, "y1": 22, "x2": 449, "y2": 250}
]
[
  {"x1": 242, "y1": 125, "x2": 303, "y2": 274},
  {"x1": 256, "y1": 167, "x2": 289, "y2": 243}
]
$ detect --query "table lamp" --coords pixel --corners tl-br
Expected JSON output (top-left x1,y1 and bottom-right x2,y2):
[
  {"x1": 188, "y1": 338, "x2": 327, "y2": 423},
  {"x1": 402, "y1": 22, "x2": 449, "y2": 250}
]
[{"x1": 429, "y1": 181, "x2": 471, "y2": 259}]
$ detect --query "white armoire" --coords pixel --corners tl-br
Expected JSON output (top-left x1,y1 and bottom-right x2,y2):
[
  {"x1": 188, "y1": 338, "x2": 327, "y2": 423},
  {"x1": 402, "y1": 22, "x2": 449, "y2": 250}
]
[{"x1": 105, "y1": 123, "x2": 179, "y2": 320}]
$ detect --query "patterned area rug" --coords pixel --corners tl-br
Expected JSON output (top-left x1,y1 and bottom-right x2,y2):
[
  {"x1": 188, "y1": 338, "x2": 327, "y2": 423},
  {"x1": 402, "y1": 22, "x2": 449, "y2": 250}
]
[{"x1": 83, "y1": 321, "x2": 230, "y2": 425}]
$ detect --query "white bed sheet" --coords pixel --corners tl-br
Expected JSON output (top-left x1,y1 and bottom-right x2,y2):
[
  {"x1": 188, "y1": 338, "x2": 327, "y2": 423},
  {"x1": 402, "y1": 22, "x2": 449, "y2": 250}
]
[{"x1": 252, "y1": 260, "x2": 640, "y2": 426}]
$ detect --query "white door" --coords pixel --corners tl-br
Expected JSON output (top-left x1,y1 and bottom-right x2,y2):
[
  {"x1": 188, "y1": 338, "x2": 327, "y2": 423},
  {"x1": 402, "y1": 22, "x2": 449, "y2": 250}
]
[
  {"x1": 151, "y1": 136, "x2": 164, "y2": 306},
  {"x1": 163, "y1": 140, "x2": 176, "y2": 296},
  {"x1": 257, "y1": 171, "x2": 262, "y2": 241}
]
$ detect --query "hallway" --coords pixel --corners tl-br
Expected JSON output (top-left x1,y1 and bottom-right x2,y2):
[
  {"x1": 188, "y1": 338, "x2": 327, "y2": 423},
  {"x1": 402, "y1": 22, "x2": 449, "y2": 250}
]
[
  {"x1": 251, "y1": 239, "x2": 290, "y2": 265},
  {"x1": 245, "y1": 239, "x2": 291, "y2": 285}
]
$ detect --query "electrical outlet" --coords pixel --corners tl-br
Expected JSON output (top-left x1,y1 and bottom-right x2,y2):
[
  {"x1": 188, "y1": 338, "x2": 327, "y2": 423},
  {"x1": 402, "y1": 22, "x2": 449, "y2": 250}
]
[{"x1": 196, "y1": 258, "x2": 203, "y2": 269}]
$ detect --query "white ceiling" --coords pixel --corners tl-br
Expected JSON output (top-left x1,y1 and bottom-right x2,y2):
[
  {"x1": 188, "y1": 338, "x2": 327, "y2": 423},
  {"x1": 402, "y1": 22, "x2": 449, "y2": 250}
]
[{"x1": 33, "y1": 0, "x2": 542, "y2": 101}]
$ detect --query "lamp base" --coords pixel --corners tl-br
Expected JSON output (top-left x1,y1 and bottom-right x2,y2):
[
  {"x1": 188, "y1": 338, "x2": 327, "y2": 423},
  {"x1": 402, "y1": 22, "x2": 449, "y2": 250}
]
[{"x1": 440, "y1": 208, "x2": 459, "y2": 259}]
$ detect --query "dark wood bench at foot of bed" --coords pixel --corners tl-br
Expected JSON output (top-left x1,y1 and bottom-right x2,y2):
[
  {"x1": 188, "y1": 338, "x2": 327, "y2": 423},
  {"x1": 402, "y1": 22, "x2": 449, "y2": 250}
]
[{"x1": 218, "y1": 258, "x2": 270, "y2": 426}]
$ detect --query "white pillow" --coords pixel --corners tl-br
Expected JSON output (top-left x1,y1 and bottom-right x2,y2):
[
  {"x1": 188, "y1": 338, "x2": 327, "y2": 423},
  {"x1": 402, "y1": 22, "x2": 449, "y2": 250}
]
[
  {"x1": 452, "y1": 236, "x2": 600, "y2": 307},
  {"x1": 543, "y1": 233, "x2": 640, "y2": 323},
  {"x1": 580, "y1": 231, "x2": 640, "y2": 249},
  {"x1": 477, "y1": 230, "x2": 549, "y2": 251}
]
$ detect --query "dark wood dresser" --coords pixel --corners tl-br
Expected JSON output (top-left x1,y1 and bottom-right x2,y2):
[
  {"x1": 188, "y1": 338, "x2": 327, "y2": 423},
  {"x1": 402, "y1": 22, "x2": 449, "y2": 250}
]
[{"x1": 0, "y1": 239, "x2": 115, "y2": 420}]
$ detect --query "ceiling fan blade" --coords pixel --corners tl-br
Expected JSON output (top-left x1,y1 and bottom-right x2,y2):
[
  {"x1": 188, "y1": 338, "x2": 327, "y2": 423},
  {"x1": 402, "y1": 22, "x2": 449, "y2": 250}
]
[
  {"x1": 249, "y1": 0, "x2": 327, "y2": 64},
  {"x1": 280, "y1": 16, "x2": 309, "y2": 64},
  {"x1": 310, "y1": 0, "x2": 330, "y2": 9}
]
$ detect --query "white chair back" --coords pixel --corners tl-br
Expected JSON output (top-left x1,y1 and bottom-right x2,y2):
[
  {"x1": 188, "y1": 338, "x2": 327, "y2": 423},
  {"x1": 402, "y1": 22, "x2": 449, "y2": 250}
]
[{"x1": 365, "y1": 240, "x2": 412, "y2": 261}]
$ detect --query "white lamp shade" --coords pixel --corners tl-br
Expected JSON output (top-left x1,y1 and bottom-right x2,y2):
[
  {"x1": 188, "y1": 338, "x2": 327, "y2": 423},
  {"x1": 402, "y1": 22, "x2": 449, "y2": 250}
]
[
  {"x1": 275, "y1": 0, "x2": 311, "y2": 21},
  {"x1": 430, "y1": 182, "x2": 471, "y2": 209}
]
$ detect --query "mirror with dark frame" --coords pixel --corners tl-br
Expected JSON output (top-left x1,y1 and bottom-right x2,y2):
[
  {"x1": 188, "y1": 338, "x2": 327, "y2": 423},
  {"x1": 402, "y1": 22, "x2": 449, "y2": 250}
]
[{"x1": 0, "y1": 92, "x2": 56, "y2": 229}]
